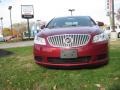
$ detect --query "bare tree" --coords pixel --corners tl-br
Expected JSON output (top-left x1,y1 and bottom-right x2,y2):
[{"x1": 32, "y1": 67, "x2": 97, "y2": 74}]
[{"x1": 12, "y1": 22, "x2": 27, "y2": 40}]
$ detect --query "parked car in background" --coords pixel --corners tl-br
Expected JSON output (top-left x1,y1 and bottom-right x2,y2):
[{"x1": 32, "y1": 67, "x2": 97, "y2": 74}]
[
  {"x1": 104, "y1": 25, "x2": 120, "y2": 38},
  {"x1": 0, "y1": 35, "x2": 4, "y2": 42},
  {"x1": 34, "y1": 16, "x2": 109, "y2": 68},
  {"x1": 4, "y1": 35, "x2": 17, "y2": 42}
]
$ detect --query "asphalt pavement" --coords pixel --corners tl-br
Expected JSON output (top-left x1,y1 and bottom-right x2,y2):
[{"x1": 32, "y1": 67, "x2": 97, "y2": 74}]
[{"x1": 0, "y1": 41, "x2": 34, "y2": 49}]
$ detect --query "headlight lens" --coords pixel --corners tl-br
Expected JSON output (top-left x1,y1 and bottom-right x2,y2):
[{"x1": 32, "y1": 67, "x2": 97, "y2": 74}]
[
  {"x1": 93, "y1": 33, "x2": 109, "y2": 43},
  {"x1": 34, "y1": 36, "x2": 46, "y2": 45}
]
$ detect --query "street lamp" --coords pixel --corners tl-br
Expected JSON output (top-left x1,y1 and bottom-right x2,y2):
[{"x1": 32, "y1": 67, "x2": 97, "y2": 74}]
[
  {"x1": 0, "y1": 17, "x2": 3, "y2": 32},
  {"x1": 8, "y1": 6, "x2": 13, "y2": 35},
  {"x1": 68, "y1": 9, "x2": 75, "y2": 16}
]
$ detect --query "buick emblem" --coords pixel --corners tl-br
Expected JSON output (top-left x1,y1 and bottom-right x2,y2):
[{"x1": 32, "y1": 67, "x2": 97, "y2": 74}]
[{"x1": 64, "y1": 37, "x2": 73, "y2": 44}]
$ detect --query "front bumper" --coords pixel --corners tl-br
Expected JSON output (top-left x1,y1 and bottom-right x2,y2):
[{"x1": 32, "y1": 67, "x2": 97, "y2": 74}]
[{"x1": 33, "y1": 41, "x2": 109, "y2": 67}]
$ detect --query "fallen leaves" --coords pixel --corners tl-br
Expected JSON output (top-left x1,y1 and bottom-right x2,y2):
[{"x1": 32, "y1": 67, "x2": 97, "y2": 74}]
[
  {"x1": 114, "y1": 77, "x2": 119, "y2": 80},
  {"x1": 95, "y1": 84, "x2": 106, "y2": 90},
  {"x1": 53, "y1": 84, "x2": 57, "y2": 90}
]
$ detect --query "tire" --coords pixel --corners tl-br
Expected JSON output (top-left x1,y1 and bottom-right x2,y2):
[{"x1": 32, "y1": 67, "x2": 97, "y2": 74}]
[{"x1": 118, "y1": 32, "x2": 120, "y2": 38}]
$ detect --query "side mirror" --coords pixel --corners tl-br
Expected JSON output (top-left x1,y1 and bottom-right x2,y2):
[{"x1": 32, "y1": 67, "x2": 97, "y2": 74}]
[
  {"x1": 97, "y1": 22, "x2": 104, "y2": 26},
  {"x1": 41, "y1": 25, "x2": 45, "y2": 29}
]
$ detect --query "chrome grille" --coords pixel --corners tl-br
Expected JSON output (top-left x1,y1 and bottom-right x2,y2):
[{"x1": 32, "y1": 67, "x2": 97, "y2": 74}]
[{"x1": 47, "y1": 34, "x2": 90, "y2": 47}]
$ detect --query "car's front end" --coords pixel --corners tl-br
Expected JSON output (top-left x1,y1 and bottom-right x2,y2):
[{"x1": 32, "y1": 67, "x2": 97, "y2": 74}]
[{"x1": 33, "y1": 16, "x2": 109, "y2": 68}]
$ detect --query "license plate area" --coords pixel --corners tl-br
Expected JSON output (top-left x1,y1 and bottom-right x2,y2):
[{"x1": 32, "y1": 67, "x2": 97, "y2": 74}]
[{"x1": 60, "y1": 49, "x2": 77, "y2": 59}]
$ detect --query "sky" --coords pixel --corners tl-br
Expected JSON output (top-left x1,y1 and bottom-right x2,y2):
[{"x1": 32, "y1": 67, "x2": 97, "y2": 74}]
[{"x1": 0, "y1": 0, "x2": 120, "y2": 28}]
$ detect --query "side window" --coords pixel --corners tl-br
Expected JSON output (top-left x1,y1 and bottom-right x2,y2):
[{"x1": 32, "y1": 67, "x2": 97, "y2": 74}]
[{"x1": 89, "y1": 17, "x2": 96, "y2": 26}]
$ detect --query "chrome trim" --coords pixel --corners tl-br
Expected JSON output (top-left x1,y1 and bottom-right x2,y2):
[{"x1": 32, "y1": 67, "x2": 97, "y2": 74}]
[{"x1": 47, "y1": 34, "x2": 90, "y2": 47}]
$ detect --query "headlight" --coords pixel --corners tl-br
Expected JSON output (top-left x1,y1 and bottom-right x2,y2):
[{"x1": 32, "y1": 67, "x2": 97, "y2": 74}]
[
  {"x1": 93, "y1": 33, "x2": 109, "y2": 43},
  {"x1": 34, "y1": 36, "x2": 46, "y2": 45}
]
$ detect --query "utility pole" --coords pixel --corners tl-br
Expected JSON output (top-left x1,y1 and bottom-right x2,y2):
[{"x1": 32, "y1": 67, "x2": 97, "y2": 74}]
[
  {"x1": 110, "y1": 0, "x2": 117, "y2": 40},
  {"x1": 111, "y1": 0, "x2": 115, "y2": 32}
]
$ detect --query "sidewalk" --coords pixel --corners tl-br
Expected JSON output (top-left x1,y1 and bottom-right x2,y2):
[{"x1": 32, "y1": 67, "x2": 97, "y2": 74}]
[{"x1": 0, "y1": 41, "x2": 34, "y2": 49}]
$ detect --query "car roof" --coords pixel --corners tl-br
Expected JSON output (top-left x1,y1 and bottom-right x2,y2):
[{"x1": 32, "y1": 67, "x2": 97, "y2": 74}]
[{"x1": 54, "y1": 16, "x2": 90, "y2": 19}]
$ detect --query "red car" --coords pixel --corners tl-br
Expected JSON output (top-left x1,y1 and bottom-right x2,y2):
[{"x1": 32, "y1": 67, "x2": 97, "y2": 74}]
[{"x1": 33, "y1": 16, "x2": 109, "y2": 68}]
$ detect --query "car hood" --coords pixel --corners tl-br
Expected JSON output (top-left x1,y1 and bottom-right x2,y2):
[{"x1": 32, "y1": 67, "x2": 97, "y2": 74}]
[{"x1": 38, "y1": 26, "x2": 102, "y2": 37}]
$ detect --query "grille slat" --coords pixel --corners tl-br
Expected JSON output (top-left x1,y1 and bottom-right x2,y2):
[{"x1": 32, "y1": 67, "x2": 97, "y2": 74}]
[
  {"x1": 81, "y1": 35, "x2": 84, "y2": 45},
  {"x1": 47, "y1": 34, "x2": 90, "y2": 47},
  {"x1": 76, "y1": 35, "x2": 79, "y2": 46},
  {"x1": 78, "y1": 35, "x2": 81, "y2": 45}
]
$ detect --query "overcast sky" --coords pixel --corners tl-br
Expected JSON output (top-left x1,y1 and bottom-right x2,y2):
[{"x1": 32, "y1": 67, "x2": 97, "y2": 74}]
[{"x1": 0, "y1": 0, "x2": 120, "y2": 27}]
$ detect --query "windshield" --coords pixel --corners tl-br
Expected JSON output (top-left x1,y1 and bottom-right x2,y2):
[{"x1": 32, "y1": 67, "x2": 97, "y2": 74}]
[{"x1": 46, "y1": 16, "x2": 96, "y2": 29}]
